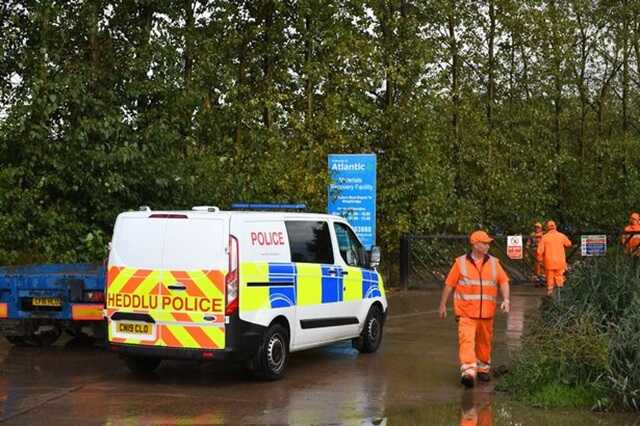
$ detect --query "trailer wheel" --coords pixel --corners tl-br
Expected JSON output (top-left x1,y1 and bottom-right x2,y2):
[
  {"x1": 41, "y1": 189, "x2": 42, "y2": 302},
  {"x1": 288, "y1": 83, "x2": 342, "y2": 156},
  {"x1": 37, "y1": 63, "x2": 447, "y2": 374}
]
[{"x1": 32, "y1": 327, "x2": 62, "y2": 347}]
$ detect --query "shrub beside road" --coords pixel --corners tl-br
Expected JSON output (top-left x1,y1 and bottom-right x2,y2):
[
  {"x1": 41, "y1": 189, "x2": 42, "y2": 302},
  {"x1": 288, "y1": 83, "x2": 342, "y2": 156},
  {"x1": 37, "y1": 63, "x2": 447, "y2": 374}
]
[{"x1": 500, "y1": 254, "x2": 640, "y2": 411}]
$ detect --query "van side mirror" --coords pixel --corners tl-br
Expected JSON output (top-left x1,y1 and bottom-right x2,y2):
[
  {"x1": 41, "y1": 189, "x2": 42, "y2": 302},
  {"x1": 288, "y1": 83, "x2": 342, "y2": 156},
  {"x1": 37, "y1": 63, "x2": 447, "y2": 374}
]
[{"x1": 370, "y1": 246, "x2": 381, "y2": 268}]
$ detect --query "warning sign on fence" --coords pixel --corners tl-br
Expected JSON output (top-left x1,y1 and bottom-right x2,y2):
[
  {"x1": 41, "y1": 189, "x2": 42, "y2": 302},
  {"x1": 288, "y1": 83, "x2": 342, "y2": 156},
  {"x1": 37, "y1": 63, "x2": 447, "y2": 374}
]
[
  {"x1": 581, "y1": 235, "x2": 607, "y2": 257},
  {"x1": 507, "y1": 235, "x2": 523, "y2": 259}
]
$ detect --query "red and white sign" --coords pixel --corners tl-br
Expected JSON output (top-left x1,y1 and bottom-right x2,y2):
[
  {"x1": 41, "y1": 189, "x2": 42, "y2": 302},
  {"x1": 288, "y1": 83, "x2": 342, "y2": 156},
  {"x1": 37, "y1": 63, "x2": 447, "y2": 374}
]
[{"x1": 507, "y1": 235, "x2": 523, "y2": 260}]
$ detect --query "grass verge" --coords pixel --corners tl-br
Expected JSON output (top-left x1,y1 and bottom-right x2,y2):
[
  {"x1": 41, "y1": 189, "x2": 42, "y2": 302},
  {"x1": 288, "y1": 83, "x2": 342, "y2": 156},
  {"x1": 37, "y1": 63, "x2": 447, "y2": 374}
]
[{"x1": 498, "y1": 254, "x2": 640, "y2": 411}]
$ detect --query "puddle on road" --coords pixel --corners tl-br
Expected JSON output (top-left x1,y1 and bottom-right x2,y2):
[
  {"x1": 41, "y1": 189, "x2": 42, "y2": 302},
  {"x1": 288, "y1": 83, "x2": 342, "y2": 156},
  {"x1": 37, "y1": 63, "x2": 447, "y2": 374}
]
[
  {"x1": 378, "y1": 289, "x2": 639, "y2": 426},
  {"x1": 376, "y1": 390, "x2": 640, "y2": 426},
  {"x1": 0, "y1": 289, "x2": 637, "y2": 425}
]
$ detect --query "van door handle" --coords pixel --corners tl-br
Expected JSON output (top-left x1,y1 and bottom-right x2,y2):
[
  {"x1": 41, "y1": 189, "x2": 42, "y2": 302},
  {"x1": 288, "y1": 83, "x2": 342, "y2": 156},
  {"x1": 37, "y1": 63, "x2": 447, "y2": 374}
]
[
  {"x1": 168, "y1": 284, "x2": 186, "y2": 291},
  {"x1": 340, "y1": 270, "x2": 349, "y2": 276},
  {"x1": 327, "y1": 268, "x2": 338, "y2": 276}
]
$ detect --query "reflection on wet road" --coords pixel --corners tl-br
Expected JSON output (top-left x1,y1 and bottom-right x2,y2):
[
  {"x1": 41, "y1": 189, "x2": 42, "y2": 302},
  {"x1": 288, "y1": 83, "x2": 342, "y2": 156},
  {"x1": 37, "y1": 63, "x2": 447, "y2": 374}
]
[{"x1": 0, "y1": 288, "x2": 638, "y2": 425}]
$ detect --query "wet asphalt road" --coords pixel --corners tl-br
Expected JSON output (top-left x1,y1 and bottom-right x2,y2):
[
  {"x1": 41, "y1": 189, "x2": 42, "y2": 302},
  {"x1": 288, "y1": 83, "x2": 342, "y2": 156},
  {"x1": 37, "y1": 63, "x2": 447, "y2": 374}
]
[{"x1": 0, "y1": 288, "x2": 638, "y2": 425}]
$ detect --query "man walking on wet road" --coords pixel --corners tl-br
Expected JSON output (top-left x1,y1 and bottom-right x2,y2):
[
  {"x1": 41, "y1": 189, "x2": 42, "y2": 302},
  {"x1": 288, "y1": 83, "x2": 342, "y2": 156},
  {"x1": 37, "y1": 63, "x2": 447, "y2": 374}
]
[{"x1": 439, "y1": 230, "x2": 511, "y2": 389}]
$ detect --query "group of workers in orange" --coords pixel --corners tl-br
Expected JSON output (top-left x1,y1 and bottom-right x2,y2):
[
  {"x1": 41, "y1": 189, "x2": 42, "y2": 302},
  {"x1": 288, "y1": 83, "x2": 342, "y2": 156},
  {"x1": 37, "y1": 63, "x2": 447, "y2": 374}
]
[{"x1": 439, "y1": 212, "x2": 639, "y2": 392}]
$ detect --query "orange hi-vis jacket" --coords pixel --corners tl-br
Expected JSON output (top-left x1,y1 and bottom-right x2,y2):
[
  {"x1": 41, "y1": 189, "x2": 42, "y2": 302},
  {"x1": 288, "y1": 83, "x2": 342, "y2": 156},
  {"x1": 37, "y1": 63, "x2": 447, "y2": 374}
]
[
  {"x1": 623, "y1": 224, "x2": 640, "y2": 254},
  {"x1": 537, "y1": 230, "x2": 571, "y2": 270},
  {"x1": 445, "y1": 254, "x2": 509, "y2": 319}
]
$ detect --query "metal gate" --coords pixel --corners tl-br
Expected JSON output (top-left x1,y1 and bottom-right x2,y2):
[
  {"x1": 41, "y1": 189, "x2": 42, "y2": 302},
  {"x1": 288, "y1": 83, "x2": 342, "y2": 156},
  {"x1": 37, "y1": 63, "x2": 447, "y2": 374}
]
[{"x1": 399, "y1": 232, "x2": 638, "y2": 290}]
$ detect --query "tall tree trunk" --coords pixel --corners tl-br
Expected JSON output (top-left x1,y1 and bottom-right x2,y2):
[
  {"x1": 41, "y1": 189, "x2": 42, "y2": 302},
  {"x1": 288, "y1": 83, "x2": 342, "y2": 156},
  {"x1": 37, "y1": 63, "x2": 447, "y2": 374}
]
[
  {"x1": 234, "y1": 48, "x2": 246, "y2": 146},
  {"x1": 519, "y1": 42, "x2": 531, "y2": 101},
  {"x1": 487, "y1": 0, "x2": 496, "y2": 131},
  {"x1": 574, "y1": 8, "x2": 589, "y2": 160},
  {"x1": 304, "y1": 13, "x2": 313, "y2": 122},
  {"x1": 550, "y1": 0, "x2": 562, "y2": 154},
  {"x1": 380, "y1": 0, "x2": 394, "y2": 110},
  {"x1": 622, "y1": 0, "x2": 629, "y2": 136},
  {"x1": 448, "y1": 1, "x2": 459, "y2": 142},
  {"x1": 448, "y1": 0, "x2": 461, "y2": 193},
  {"x1": 183, "y1": 0, "x2": 194, "y2": 88},
  {"x1": 261, "y1": 0, "x2": 274, "y2": 130}
]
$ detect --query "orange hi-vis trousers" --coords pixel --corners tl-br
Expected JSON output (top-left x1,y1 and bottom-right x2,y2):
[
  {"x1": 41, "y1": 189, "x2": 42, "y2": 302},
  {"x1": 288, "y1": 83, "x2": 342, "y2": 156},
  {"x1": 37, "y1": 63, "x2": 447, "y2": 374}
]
[
  {"x1": 534, "y1": 259, "x2": 544, "y2": 277},
  {"x1": 458, "y1": 316, "x2": 494, "y2": 378},
  {"x1": 546, "y1": 269, "x2": 565, "y2": 290}
]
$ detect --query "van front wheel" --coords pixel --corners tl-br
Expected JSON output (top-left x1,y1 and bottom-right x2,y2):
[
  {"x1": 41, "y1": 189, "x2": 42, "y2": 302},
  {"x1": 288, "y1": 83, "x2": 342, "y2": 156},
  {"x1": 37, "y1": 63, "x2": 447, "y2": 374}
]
[
  {"x1": 353, "y1": 305, "x2": 383, "y2": 353},
  {"x1": 123, "y1": 355, "x2": 161, "y2": 375},
  {"x1": 250, "y1": 324, "x2": 289, "y2": 381}
]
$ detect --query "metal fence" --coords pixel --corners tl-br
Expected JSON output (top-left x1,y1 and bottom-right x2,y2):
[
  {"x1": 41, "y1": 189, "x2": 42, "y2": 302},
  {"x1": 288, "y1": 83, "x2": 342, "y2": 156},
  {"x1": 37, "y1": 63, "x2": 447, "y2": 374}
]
[{"x1": 399, "y1": 231, "x2": 640, "y2": 290}]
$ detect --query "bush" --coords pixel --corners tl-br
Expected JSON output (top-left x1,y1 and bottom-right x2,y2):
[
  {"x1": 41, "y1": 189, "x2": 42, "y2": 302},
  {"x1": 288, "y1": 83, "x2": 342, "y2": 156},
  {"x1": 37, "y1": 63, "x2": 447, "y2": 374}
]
[
  {"x1": 608, "y1": 297, "x2": 640, "y2": 410},
  {"x1": 499, "y1": 255, "x2": 640, "y2": 411},
  {"x1": 499, "y1": 312, "x2": 609, "y2": 408}
]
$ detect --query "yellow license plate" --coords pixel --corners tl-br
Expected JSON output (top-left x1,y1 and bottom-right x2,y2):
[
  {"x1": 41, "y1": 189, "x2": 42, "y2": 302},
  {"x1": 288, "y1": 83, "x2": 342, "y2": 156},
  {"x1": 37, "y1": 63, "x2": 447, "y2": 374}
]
[
  {"x1": 32, "y1": 297, "x2": 62, "y2": 307},
  {"x1": 117, "y1": 322, "x2": 152, "y2": 335}
]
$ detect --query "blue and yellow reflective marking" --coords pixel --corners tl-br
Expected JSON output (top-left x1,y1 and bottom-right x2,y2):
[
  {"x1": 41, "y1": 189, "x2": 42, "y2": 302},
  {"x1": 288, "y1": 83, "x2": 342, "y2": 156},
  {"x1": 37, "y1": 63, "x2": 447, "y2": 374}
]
[
  {"x1": 296, "y1": 263, "x2": 322, "y2": 306},
  {"x1": 268, "y1": 263, "x2": 296, "y2": 308},
  {"x1": 363, "y1": 270, "x2": 381, "y2": 298},
  {"x1": 240, "y1": 262, "x2": 383, "y2": 312},
  {"x1": 321, "y1": 266, "x2": 342, "y2": 303},
  {"x1": 343, "y1": 266, "x2": 363, "y2": 301}
]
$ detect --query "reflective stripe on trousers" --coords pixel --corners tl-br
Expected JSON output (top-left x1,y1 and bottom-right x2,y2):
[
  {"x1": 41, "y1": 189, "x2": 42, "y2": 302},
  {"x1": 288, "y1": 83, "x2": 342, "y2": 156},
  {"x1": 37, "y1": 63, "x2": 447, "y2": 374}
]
[{"x1": 458, "y1": 316, "x2": 493, "y2": 377}]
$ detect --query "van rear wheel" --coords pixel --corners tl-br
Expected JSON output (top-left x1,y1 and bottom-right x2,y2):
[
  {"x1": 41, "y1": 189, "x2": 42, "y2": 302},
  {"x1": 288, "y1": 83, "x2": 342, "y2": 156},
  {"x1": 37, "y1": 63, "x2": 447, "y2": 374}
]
[
  {"x1": 353, "y1": 305, "x2": 383, "y2": 353},
  {"x1": 123, "y1": 355, "x2": 162, "y2": 375},
  {"x1": 249, "y1": 324, "x2": 289, "y2": 381}
]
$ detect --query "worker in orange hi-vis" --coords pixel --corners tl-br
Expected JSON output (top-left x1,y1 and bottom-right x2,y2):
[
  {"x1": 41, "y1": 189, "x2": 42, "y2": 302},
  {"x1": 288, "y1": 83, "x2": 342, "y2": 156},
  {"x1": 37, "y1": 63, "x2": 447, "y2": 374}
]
[
  {"x1": 622, "y1": 212, "x2": 640, "y2": 256},
  {"x1": 525, "y1": 222, "x2": 545, "y2": 284},
  {"x1": 439, "y1": 230, "x2": 510, "y2": 389},
  {"x1": 536, "y1": 221, "x2": 572, "y2": 296}
]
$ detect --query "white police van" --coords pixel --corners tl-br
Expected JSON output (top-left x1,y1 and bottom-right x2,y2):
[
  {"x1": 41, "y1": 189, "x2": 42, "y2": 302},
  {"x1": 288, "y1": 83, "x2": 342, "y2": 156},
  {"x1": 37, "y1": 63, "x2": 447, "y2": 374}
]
[{"x1": 106, "y1": 205, "x2": 387, "y2": 380}]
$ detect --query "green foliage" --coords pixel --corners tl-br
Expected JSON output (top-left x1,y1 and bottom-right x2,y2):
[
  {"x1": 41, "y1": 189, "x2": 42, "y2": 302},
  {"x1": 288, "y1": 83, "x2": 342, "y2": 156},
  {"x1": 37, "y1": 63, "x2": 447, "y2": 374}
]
[
  {"x1": 0, "y1": 1, "x2": 639, "y2": 269},
  {"x1": 498, "y1": 313, "x2": 609, "y2": 409},
  {"x1": 500, "y1": 256, "x2": 640, "y2": 411},
  {"x1": 608, "y1": 297, "x2": 640, "y2": 411},
  {"x1": 526, "y1": 383, "x2": 607, "y2": 409}
]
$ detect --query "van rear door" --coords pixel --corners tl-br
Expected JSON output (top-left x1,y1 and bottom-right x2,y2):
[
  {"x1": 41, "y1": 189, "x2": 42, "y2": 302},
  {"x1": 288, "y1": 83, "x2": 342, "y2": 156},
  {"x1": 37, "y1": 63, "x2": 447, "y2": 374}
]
[
  {"x1": 156, "y1": 217, "x2": 227, "y2": 350},
  {"x1": 107, "y1": 214, "x2": 227, "y2": 350},
  {"x1": 107, "y1": 215, "x2": 166, "y2": 347}
]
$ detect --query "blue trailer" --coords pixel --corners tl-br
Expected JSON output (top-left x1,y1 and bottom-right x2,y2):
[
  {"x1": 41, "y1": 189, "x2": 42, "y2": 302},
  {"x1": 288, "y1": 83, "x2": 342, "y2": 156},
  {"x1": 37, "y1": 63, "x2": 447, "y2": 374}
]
[{"x1": 0, "y1": 263, "x2": 106, "y2": 346}]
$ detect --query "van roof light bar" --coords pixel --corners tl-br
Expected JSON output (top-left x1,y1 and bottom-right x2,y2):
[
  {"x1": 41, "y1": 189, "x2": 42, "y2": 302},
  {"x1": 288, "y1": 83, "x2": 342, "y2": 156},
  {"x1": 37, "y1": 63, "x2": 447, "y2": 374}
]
[
  {"x1": 192, "y1": 206, "x2": 220, "y2": 212},
  {"x1": 231, "y1": 203, "x2": 307, "y2": 211},
  {"x1": 139, "y1": 206, "x2": 151, "y2": 212}
]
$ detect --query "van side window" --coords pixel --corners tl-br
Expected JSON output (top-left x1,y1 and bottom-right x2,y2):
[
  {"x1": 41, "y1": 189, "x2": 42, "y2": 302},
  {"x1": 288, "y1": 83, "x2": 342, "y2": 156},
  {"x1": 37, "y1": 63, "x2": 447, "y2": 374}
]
[
  {"x1": 334, "y1": 223, "x2": 367, "y2": 267},
  {"x1": 285, "y1": 221, "x2": 334, "y2": 264}
]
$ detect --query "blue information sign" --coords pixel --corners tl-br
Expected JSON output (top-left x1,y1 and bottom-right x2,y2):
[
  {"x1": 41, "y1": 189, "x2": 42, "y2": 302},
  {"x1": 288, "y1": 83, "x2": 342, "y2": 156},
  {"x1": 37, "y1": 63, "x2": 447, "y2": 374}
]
[{"x1": 327, "y1": 154, "x2": 377, "y2": 249}]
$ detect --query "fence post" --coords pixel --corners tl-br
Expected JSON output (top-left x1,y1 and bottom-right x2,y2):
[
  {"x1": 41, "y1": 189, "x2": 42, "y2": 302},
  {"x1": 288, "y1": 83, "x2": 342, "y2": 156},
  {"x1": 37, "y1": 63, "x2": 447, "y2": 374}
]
[{"x1": 400, "y1": 234, "x2": 410, "y2": 291}]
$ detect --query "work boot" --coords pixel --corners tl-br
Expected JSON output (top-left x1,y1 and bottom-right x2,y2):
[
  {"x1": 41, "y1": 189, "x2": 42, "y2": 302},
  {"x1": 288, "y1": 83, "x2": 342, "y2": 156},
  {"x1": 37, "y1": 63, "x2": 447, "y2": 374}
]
[
  {"x1": 460, "y1": 374, "x2": 475, "y2": 388},
  {"x1": 477, "y1": 372, "x2": 491, "y2": 382}
]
